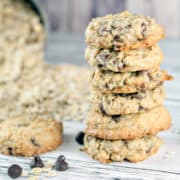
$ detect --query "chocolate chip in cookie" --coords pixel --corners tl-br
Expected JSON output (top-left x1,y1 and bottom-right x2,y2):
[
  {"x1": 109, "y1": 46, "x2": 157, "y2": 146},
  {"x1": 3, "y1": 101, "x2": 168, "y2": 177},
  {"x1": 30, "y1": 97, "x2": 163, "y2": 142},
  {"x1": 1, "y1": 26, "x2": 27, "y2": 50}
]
[
  {"x1": 111, "y1": 115, "x2": 121, "y2": 122},
  {"x1": 31, "y1": 138, "x2": 40, "y2": 147}
]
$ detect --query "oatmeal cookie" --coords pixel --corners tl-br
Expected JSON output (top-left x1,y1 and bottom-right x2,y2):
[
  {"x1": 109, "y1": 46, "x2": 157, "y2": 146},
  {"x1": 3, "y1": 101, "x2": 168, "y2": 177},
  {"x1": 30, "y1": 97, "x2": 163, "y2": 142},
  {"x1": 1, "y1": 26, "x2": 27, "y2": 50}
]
[
  {"x1": 92, "y1": 86, "x2": 165, "y2": 115},
  {"x1": 84, "y1": 135, "x2": 162, "y2": 163},
  {"x1": 91, "y1": 68, "x2": 172, "y2": 94},
  {"x1": 86, "y1": 11, "x2": 164, "y2": 50},
  {"x1": 85, "y1": 45, "x2": 163, "y2": 72},
  {"x1": 86, "y1": 106, "x2": 171, "y2": 140},
  {"x1": 0, "y1": 116, "x2": 63, "y2": 156}
]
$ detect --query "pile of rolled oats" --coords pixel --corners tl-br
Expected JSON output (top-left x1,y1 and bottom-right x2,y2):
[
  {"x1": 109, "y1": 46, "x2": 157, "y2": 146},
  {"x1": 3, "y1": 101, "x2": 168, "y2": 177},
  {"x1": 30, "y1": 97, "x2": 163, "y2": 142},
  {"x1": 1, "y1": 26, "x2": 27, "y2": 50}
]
[{"x1": 0, "y1": 0, "x2": 90, "y2": 122}]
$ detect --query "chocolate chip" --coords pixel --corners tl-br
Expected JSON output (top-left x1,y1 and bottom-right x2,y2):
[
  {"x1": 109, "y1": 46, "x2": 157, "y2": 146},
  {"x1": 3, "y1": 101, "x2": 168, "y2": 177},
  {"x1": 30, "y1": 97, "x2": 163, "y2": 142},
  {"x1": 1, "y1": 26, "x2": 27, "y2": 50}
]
[
  {"x1": 111, "y1": 115, "x2": 121, "y2": 122},
  {"x1": 147, "y1": 72, "x2": 153, "y2": 80},
  {"x1": 117, "y1": 64, "x2": 124, "y2": 71},
  {"x1": 54, "y1": 155, "x2": 69, "y2": 171},
  {"x1": 30, "y1": 155, "x2": 44, "y2": 169},
  {"x1": 57, "y1": 155, "x2": 66, "y2": 162},
  {"x1": 113, "y1": 35, "x2": 120, "y2": 41},
  {"x1": 146, "y1": 146, "x2": 153, "y2": 154},
  {"x1": 113, "y1": 45, "x2": 121, "y2": 50},
  {"x1": 31, "y1": 138, "x2": 40, "y2": 147},
  {"x1": 99, "y1": 26, "x2": 108, "y2": 35},
  {"x1": 99, "y1": 54, "x2": 110, "y2": 61},
  {"x1": 97, "y1": 64, "x2": 104, "y2": 68},
  {"x1": 8, "y1": 164, "x2": 22, "y2": 179},
  {"x1": 8, "y1": 147, "x2": 13, "y2": 155},
  {"x1": 99, "y1": 103, "x2": 106, "y2": 115},
  {"x1": 125, "y1": 24, "x2": 132, "y2": 29},
  {"x1": 75, "y1": 131, "x2": 85, "y2": 145},
  {"x1": 130, "y1": 93, "x2": 144, "y2": 100},
  {"x1": 141, "y1": 22, "x2": 147, "y2": 37},
  {"x1": 105, "y1": 83, "x2": 109, "y2": 89},
  {"x1": 139, "y1": 106, "x2": 144, "y2": 111}
]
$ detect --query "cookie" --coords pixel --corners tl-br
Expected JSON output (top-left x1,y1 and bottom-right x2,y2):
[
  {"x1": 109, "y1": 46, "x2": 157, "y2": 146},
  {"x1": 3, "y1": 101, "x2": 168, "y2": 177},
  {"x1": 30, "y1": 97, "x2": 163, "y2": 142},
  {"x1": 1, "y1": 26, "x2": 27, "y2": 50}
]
[
  {"x1": 85, "y1": 45, "x2": 163, "y2": 72},
  {"x1": 85, "y1": 106, "x2": 171, "y2": 140},
  {"x1": 84, "y1": 135, "x2": 162, "y2": 163},
  {"x1": 86, "y1": 11, "x2": 164, "y2": 50},
  {"x1": 91, "y1": 68, "x2": 172, "y2": 94},
  {"x1": 0, "y1": 116, "x2": 63, "y2": 156},
  {"x1": 92, "y1": 86, "x2": 165, "y2": 115}
]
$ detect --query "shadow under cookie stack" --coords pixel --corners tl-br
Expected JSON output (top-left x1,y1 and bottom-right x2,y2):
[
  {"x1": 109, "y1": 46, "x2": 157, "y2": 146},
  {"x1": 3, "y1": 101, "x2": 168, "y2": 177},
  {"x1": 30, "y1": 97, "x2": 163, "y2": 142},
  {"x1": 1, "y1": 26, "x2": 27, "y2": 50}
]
[{"x1": 84, "y1": 11, "x2": 173, "y2": 163}]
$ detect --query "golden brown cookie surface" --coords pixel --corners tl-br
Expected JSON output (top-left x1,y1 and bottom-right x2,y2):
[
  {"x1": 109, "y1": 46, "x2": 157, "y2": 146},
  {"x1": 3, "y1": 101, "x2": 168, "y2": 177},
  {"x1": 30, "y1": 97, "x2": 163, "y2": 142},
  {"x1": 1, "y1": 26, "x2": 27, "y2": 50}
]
[
  {"x1": 86, "y1": 106, "x2": 171, "y2": 140},
  {"x1": 91, "y1": 68, "x2": 172, "y2": 94},
  {"x1": 85, "y1": 45, "x2": 163, "y2": 72},
  {"x1": 0, "y1": 116, "x2": 63, "y2": 156},
  {"x1": 92, "y1": 86, "x2": 165, "y2": 115},
  {"x1": 84, "y1": 135, "x2": 162, "y2": 163},
  {"x1": 86, "y1": 11, "x2": 164, "y2": 50}
]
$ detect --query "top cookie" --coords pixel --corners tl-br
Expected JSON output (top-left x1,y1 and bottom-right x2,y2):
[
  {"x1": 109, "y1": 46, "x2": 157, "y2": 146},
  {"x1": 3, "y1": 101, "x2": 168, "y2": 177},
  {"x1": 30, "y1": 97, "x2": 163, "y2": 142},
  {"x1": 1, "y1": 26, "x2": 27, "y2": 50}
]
[{"x1": 86, "y1": 11, "x2": 164, "y2": 50}]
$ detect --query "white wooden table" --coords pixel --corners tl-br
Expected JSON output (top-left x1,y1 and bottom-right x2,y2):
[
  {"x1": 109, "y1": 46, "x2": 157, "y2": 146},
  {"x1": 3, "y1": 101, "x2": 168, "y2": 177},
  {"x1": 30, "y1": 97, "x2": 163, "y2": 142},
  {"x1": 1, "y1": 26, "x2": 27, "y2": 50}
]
[{"x1": 0, "y1": 34, "x2": 180, "y2": 180}]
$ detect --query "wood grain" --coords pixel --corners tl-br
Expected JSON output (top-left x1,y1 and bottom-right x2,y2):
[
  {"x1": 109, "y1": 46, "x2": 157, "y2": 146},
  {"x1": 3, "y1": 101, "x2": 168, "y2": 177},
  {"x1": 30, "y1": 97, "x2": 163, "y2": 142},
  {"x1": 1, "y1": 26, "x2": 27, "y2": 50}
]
[{"x1": 38, "y1": 0, "x2": 180, "y2": 39}]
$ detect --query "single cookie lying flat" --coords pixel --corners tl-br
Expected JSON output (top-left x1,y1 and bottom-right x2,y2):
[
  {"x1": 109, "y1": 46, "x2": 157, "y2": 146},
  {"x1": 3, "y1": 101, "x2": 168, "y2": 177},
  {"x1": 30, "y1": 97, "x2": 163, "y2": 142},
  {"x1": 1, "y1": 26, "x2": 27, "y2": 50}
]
[
  {"x1": 0, "y1": 116, "x2": 63, "y2": 156},
  {"x1": 84, "y1": 135, "x2": 162, "y2": 163},
  {"x1": 92, "y1": 86, "x2": 165, "y2": 115},
  {"x1": 86, "y1": 11, "x2": 164, "y2": 50},
  {"x1": 91, "y1": 68, "x2": 172, "y2": 94},
  {"x1": 85, "y1": 45, "x2": 163, "y2": 72},
  {"x1": 86, "y1": 106, "x2": 171, "y2": 140}
]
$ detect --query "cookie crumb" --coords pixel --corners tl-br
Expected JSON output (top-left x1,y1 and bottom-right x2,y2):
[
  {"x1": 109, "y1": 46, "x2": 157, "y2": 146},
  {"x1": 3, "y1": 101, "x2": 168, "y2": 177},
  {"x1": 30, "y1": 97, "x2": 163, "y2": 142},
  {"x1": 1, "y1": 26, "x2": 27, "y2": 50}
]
[
  {"x1": 31, "y1": 167, "x2": 42, "y2": 176},
  {"x1": 44, "y1": 161, "x2": 53, "y2": 168},
  {"x1": 22, "y1": 170, "x2": 29, "y2": 177},
  {"x1": 27, "y1": 176, "x2": 39, "y2": 180},
  {"x1": 45, "y1": 170, "x2": 57, "y2": 177}
]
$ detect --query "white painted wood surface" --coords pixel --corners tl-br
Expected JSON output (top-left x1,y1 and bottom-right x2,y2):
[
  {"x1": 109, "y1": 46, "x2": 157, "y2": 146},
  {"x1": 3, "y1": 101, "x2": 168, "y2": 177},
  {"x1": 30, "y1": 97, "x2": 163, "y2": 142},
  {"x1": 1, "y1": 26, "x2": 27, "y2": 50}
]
[{"x1": 0, "y1": 34, "x2": 180, "y2": 179}]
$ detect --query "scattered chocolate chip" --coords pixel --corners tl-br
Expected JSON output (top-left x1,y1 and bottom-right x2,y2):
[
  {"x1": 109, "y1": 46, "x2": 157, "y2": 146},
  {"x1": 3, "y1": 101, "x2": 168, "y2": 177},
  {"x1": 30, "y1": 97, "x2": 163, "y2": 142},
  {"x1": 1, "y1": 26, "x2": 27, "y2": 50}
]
[
  {"x1": 54, "y1": 155, "x2": 69, "y2": 171},
  {"x1": 8, "y1": 164, "x2": 22, "y2": 179},
  {"x1": 31, "y1": 138, "x2": 40, "y2": 147},
  {"x1": 99, "y1": 103, "x2": 106, "y2": 115},
  {"x1": 75, "y1": 131, "x2": 85, "y2": 145},
  {"x1": 30, "y1": 155, "x2": 44, "y2": 169},
  {"x1": 8, "y1": 147, "x2": 13, "y2": 155},
  {"x1": 111, "y1": 115, "x2": 121, "y2": 122}
]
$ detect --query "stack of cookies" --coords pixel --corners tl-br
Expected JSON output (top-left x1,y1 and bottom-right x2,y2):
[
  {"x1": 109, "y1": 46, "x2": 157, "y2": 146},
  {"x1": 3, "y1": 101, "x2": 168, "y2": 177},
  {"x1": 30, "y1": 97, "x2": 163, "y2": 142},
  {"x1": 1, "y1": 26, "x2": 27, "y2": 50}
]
[{"x1": 84, "y1": 11, "x2": 173, "y2": 163}]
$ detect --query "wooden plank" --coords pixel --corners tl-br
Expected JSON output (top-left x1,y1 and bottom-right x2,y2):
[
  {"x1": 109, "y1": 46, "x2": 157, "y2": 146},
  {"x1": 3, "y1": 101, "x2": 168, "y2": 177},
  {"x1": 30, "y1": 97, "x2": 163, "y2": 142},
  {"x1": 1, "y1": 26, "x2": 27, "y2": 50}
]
[
  {"x1": 70, "y1": 0, "x2": 93, "y2": 32},
  {"x1": 91, "y1": 0, "x2": 125, "y2": 17},
  {"x1": 0, "y1": 119, "x2": 180, "y2": 179},
  {"x1": 126, "y1": 0, "x2": 180, "y2": 38}
]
